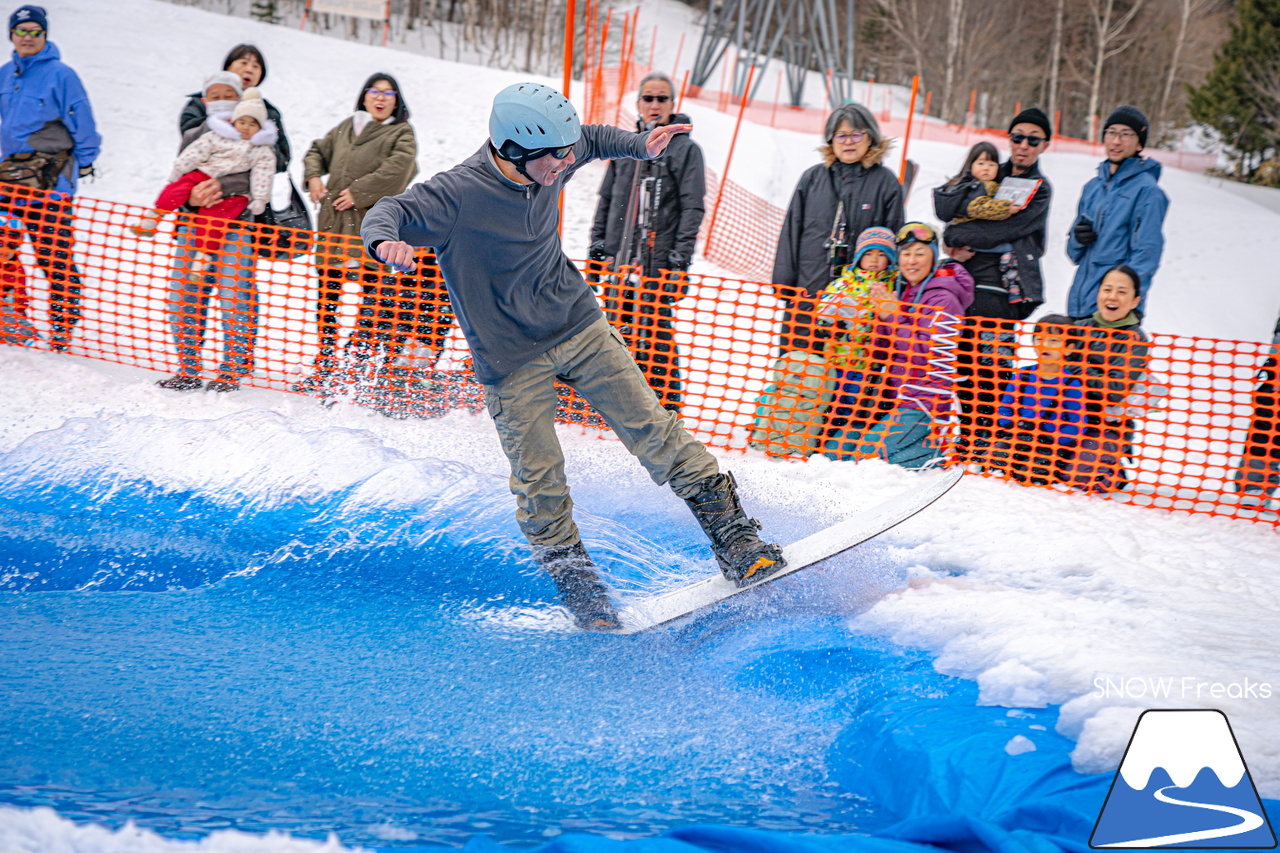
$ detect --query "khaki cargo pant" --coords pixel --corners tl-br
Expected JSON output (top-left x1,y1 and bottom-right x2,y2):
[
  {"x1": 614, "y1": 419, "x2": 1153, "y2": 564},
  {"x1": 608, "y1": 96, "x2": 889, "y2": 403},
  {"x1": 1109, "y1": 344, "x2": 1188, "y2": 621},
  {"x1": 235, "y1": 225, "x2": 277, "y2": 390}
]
[{"x1": 481, "y1": 316, "x2": 720, "y2": 549}]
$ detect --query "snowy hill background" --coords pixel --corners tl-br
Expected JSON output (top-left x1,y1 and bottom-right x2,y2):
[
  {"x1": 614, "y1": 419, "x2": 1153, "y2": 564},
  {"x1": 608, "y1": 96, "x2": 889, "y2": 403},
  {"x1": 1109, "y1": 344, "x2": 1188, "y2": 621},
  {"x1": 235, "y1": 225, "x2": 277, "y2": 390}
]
[{"x1": 1, "y1": 0, "x2": 1278, "y2": 849}]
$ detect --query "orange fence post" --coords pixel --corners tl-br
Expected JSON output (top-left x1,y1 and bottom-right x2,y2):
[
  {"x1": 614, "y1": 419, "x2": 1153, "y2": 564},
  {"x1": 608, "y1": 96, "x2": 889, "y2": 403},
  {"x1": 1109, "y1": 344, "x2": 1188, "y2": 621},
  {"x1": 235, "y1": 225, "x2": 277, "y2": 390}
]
[
  {"x1": 559, "y1": 0, "x2": 576, "y2": 236},
  {"x1": 899, "y1": 75, "x2": 919, "y2": 185},
  {"x1": 706, "y1": 64, "x2": 757, "y2": 254},
  {"x1": 770, "y1": 67, "x2": 782, "y2": 127},
  {"x1": 671, "y1": 32, "x2": 685, "y2": 80},
  {"x1": 648, "y1": 25, "x2": 657, "y2": 69},
  {"x1": 676, "y1": 69, "x2": 690, "y2": 114},
  {"x1": 964, "y1": 88, "x2": 976, "y2": 145},
  {"x1": 612, "y1": 11, "x2": 632, "y2": 127},
  {"x1": 592, "y1": 8, "x2": 612, "y2": 125},
  {"x1": 823, "y1": 67, "x2": 833, "y2": 110},
  {"x1": 1054, "y1": 109, "x2": 1062, "y2": 137},
  {"x1": 866, "y1": 77, "x2": 874, "y2": 104}
]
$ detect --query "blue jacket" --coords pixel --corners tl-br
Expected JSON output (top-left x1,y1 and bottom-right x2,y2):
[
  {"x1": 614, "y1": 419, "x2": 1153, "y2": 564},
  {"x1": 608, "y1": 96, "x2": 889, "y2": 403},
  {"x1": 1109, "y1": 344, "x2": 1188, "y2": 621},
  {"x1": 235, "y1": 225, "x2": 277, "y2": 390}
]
[
  {"x1": 997, "y1": 369, "x2": 1084, "y2": 443},
  {"x1": 1065, "y1": 156, "x2": 1168, "y2": 317},
  {"x1": 0, "y1": 42, "x2": 101, "y2": 195}
]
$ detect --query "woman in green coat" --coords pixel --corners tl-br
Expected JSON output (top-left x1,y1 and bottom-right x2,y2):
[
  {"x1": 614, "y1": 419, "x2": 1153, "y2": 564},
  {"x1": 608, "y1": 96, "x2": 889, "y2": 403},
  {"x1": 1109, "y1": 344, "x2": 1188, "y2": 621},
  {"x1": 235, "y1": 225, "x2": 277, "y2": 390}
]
[{"x1": 298, "y1": 72, "x2": 437, "y2": 394}]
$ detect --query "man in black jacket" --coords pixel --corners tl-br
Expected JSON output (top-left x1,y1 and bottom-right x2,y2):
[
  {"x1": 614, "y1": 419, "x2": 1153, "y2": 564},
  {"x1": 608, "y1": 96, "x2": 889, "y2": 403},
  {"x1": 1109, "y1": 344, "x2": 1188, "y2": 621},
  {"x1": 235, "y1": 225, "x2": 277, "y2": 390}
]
[
  {"x1": 942, "y1": 107, "x2": 1055, "y2": 450},
  {"x1": 589, "y1": 71, "x2": 704, "y2": 410}
]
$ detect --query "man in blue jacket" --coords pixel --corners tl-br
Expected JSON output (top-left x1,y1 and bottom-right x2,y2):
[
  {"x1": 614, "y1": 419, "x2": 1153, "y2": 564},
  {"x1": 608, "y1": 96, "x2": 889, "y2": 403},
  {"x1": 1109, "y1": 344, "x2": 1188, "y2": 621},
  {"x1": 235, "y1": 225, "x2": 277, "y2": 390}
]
[
  {"x1": 363, "y1": 83, "x2": 785, "y2": 631},
  {"x1": 1066, "y1": 105, "x2": 1168, "y2": 318},
  {"x1": 0, "y1": 4, "x2": 100, "y2": 350}
]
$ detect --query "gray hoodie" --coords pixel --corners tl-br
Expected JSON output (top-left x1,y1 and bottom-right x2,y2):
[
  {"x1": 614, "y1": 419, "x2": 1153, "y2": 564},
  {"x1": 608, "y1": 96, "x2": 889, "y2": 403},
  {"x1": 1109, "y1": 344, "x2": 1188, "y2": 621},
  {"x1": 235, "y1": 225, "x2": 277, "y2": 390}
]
[{"x1": 361, "y1": 124, "x2": 650, "y2": 384}]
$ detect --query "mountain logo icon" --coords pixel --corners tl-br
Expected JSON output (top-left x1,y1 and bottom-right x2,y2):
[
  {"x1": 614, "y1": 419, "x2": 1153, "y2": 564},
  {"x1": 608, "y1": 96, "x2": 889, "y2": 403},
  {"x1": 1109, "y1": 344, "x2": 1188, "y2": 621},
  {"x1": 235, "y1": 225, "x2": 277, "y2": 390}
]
[{"x1": 1090, "y1": 709, "x2": 1276, "y2": 848}]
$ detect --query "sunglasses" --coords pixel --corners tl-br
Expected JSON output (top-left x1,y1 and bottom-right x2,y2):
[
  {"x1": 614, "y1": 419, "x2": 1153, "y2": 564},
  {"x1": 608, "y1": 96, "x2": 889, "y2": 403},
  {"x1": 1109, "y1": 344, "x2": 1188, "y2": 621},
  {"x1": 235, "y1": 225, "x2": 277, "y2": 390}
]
[
  {"x1": 639, "y1": 95, "x2": 671, "y2": 103},
  {"x1": 896, "y1": 223, "x2": 938, "y2": 244},
  {"x1": 365, "y1": 88, "x2": 397, "y2": 99},
  {"x1": 11, "y1": 27, "x2": 43, "y2": 37},
  {"x1": 1009, "y1": 132, "x2": 1047, "y2": 147}
]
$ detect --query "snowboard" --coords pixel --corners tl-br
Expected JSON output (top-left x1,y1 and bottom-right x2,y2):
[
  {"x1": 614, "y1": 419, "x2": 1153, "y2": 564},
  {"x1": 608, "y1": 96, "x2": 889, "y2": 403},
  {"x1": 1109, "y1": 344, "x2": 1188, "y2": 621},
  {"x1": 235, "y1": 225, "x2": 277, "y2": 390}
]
[{"x1": 617, "y1": 466, "x2": 963, "y2": 634}]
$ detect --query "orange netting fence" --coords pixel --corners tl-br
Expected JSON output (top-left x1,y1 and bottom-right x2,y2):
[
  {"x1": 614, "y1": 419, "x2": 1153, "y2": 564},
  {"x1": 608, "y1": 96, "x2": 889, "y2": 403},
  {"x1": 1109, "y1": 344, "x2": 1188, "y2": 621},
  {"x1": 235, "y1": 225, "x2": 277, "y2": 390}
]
[{"x1": 0, "y1": 184, "x2": 1275, "y2": 525}]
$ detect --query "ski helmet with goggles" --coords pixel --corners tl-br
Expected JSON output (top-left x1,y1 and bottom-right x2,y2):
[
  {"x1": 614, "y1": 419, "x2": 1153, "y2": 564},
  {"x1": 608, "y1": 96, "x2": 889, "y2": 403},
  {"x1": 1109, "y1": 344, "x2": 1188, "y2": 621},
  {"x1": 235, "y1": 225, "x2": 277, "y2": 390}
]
[{"x1": 489, "y1": 82, "x2": 581, "y2": 167}]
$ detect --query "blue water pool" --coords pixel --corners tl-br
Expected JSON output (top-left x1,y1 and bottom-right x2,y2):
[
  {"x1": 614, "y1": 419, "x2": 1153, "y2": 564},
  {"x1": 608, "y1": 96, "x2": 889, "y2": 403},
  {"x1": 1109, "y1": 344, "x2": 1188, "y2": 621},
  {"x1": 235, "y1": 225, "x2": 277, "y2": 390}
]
[{"x1": 0, "y1": 412, "x2": 1106, "y2": 850}]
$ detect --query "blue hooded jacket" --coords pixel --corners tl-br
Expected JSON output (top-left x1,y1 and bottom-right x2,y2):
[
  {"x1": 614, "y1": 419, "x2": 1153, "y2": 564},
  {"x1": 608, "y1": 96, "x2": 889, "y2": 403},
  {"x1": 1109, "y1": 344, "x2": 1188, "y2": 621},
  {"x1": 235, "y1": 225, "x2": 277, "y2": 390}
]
[
  {"x1": 0, "y1": 41, "x2": 101, "y2": 195},
  {"x1": 1065, "y1": 156, "x2": 1168, "y2": 317}
]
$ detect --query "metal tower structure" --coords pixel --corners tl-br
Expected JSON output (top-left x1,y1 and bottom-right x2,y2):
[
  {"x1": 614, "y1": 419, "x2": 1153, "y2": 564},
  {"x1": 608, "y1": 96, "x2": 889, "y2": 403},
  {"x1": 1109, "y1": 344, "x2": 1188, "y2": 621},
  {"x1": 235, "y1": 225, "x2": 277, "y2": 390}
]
[{"x1": 688, "y1": 0, "x2": 856, "y2": 109}]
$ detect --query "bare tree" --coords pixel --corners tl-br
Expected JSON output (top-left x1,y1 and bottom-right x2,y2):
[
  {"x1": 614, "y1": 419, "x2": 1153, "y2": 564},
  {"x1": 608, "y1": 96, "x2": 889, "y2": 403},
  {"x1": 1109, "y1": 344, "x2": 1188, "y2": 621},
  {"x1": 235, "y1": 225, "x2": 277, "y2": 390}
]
[
  {"x1": 1045, "y1": 0, "x2": 1065, "y2": 128},
  {"x1": 941, "y1": 0, "x2": 964, "y2": 122},
  {"x1": 1157, "y1": 0, "x2": 1213, "y2": 126},
  {"x1": 1084, "y1": 0, "x2": 1147, "y2": 139}
]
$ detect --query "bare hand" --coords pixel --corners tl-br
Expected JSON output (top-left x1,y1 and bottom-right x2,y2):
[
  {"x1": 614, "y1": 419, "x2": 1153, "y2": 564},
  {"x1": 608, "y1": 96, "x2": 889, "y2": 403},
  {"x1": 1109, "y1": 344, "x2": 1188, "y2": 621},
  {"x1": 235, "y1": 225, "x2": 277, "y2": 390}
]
[
  {"x1": 645, "y1": 123, "x2": 691, "y2": 157},
  {"x1": 947, "y1": 245, "x2": 975, "y2": 262},
  {"x1": 333, "y1": 189, "x2": 356, "y2": 211},
  {"x1": 376, "y1": 240, "x2": 417, "y2": 274},
  {"x1": 190, "y1": 177, "x2": 223, "y2": 208},
  {"x1": 307, "y1": 177, "x2": 327, "y2": 205},
  {"x1": 868, "y1": 281, "x2": 893, "y2": 301}
]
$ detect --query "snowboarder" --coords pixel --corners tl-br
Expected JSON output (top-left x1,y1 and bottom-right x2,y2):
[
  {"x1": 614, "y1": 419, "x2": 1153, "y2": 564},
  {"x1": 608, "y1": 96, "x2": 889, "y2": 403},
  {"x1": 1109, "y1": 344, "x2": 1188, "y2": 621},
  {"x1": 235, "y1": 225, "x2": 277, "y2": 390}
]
[{"x1": 361, "y1": 82, "x2": 785, "y2": 631}]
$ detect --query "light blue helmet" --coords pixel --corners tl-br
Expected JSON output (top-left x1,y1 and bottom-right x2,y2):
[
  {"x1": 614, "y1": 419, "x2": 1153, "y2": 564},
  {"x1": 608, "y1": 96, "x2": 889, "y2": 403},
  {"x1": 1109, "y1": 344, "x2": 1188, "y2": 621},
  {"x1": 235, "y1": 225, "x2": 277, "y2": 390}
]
[{"x1": 489, "y1": 82, "x2": 581, "y2": 160}]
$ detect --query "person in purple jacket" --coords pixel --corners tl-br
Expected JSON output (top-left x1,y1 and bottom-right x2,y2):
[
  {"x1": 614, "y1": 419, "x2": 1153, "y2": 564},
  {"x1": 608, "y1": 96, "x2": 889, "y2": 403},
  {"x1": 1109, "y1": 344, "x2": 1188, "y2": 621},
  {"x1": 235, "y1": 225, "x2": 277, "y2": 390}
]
[
  {"x1": 361, "y1": 83, "x2": 785, "y2": 631},
  {"x1": 824, "y1": 222, "x2": 974, "y2": 468}
]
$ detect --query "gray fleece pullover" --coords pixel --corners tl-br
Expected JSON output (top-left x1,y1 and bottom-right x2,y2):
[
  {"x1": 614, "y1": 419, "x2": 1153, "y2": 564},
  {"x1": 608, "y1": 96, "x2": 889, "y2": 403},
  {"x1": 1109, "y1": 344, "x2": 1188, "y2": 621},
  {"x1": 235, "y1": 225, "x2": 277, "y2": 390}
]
[{"x1": 361, "y1": 124, "x2": 651, "y2": 384}]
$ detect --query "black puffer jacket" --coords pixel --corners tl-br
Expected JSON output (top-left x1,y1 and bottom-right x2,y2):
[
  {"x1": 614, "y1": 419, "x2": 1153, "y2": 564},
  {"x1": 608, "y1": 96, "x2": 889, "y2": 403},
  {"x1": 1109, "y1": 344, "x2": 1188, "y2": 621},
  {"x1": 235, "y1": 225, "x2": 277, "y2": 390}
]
[
  {"x1": 590, "y1": 113, "x2": 705, "y2": 277},
  {"x1": 772, "y1": 153, "x2": 904, "y2": 297},
  {"x1": 942, "y1": 159, "x2": 1052, "y2": 308}
]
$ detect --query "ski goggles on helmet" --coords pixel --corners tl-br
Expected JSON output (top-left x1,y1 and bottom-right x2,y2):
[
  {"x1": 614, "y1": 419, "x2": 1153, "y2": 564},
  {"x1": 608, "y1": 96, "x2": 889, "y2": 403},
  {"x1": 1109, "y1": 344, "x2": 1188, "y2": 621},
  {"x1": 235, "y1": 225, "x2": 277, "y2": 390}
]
[
  {"x1": 498, "y1": 139, "x2": 575, "y2": 164},
  {"x1": 895, "y1": 222, "x2": 938, "y2": 246}
]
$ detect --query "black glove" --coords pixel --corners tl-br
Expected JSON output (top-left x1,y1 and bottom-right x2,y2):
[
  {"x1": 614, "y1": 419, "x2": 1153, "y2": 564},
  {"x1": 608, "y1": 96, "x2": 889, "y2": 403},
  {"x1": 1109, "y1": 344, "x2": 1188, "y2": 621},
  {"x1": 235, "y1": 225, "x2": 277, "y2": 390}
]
[
  {"x1": 1073, "y1": 217, "x2": 1097, "y2": 247},
  {"x1": 666, "y1": 251, "x2": 689, "y2": 272},
  {"x1": 587, "y1": 243, "x2": 611, "y2": 263},
  {"x1": 78, "y1": 164, "x2": 96, "y2": 180}
]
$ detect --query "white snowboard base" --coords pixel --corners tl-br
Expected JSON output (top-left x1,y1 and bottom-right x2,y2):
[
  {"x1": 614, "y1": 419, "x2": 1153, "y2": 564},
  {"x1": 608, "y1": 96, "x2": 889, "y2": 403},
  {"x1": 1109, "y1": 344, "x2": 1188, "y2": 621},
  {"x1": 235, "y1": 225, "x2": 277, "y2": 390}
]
[{"x1": 617, "y1": 467, "x2": 963, "y2": 634}]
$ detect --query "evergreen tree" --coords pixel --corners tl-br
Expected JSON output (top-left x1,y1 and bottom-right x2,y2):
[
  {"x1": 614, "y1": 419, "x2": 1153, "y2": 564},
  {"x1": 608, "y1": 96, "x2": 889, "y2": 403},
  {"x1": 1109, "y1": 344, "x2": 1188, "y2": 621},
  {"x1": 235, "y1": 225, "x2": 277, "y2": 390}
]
[
  {"x1": 251, "y1": 0, "x2": 281, "y2": 25},
  {"x1": 1187, "y1": 0, "x2": 1280, "y2": 175}
]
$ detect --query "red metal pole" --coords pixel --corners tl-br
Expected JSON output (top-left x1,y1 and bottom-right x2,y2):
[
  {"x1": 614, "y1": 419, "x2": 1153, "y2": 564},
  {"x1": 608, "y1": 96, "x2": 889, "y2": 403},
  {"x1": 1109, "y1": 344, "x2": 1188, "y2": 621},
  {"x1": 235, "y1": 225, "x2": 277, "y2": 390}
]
[
  {"x1": 706, "y1": 64, "x2": 757, "y2": 254},
  {"x1": 899, "y1": 75, "x2": 919, "y2": 185},
  {"x1": 562, "y1": 0, "x2": 576, "y2": 98}
]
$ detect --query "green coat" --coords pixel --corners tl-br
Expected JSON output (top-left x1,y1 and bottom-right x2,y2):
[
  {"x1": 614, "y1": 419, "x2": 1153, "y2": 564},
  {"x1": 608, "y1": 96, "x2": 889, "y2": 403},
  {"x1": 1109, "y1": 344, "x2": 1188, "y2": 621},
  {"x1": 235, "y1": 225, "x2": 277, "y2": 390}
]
[{"x1": 304, "y1": 115, "x2": 417, "y2": 262}]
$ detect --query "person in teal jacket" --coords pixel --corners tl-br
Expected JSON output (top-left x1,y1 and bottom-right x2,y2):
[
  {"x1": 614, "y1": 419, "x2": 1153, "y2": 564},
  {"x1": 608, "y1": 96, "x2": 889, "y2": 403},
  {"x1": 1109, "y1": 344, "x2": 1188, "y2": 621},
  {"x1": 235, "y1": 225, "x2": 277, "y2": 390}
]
[
  {"x1": 0, "y1": 5, "x2": 100, "y2": 349},
  {"x1": 1065, "y1": 105, "x2": 1168, "y2": 318}
]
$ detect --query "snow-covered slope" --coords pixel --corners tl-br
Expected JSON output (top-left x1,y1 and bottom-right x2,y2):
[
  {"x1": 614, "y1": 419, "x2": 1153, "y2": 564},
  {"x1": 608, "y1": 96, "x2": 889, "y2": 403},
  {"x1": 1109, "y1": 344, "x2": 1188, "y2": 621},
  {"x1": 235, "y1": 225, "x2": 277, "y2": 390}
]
[{"x1": 1, "y1": 3, "x2": 1279, "y2": 850}]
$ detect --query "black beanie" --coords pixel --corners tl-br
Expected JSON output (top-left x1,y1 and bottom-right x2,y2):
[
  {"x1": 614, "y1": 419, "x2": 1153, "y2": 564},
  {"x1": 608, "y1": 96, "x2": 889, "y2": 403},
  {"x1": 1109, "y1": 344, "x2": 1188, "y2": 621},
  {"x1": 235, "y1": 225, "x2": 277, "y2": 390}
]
[
  {"x1": 1104, "y1": 105, "x2": 1148, "y2": 148},
  {"x1": 1008, "y1": 107, "x2": 1052, "y2": 140}
]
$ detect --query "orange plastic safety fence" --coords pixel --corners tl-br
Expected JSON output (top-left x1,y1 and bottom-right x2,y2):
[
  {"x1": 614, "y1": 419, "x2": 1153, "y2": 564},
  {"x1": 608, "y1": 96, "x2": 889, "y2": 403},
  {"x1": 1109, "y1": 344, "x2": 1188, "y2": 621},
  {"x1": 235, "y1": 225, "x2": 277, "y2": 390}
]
[{"x1": 0, "y1": 184, "x2": 1276, "y2": 527}]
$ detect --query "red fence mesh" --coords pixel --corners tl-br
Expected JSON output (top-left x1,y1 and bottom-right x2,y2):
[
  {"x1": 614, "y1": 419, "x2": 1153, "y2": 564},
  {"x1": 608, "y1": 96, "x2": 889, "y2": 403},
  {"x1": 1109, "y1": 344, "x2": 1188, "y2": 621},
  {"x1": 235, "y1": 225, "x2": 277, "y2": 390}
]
[{"x1": 1, "y1": 185, "x2": 1275, "y2": 526}]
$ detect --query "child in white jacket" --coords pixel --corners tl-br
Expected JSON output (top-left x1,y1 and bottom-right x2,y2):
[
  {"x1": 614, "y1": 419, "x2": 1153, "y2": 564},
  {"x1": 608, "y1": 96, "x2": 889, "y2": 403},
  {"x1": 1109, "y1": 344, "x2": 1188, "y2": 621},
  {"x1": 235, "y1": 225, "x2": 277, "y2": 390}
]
[{"x1": 133, "y1": 87, "x2": 277, "y2": 270}]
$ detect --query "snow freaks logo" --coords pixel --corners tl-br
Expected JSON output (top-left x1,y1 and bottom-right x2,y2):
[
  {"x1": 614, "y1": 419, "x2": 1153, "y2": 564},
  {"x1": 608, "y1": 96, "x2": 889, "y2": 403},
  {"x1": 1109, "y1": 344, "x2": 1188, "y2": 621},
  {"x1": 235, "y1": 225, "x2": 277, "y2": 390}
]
[{"x1": 1090, "y1": 710, "x2": 1276, "y2": 848}]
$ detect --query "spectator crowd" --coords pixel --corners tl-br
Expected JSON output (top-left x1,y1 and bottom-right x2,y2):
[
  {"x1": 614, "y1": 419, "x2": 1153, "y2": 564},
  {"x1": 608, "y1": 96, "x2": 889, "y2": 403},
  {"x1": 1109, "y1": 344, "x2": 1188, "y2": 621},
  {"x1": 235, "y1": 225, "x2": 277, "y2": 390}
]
[{"x1": 0, "y1": 1, "x2": 1275, "y2": 520}]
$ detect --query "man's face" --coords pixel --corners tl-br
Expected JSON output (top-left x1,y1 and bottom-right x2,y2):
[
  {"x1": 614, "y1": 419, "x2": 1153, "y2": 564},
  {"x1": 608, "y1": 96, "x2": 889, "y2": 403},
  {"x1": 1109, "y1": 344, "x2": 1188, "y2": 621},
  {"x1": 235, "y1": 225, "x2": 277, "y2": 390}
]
[
  {"x1": 202, "y1": 84, "x2": 239, "y2": 106},
  {"x1": 10, "y1": 22, "x2": 45, "y2": 58},
  {"x1": 1008, "y1": 122, "x2": 1049, "y2": 170},
  {"x1": 523, "y1": 147, "x2": 576, "y2": 187},
  {"x1": 637, "y1": 79, "x2": 674, "y2": 127},
  {"x1": 1103, "y1": 125, "x2": 1142, "y2": 164}
]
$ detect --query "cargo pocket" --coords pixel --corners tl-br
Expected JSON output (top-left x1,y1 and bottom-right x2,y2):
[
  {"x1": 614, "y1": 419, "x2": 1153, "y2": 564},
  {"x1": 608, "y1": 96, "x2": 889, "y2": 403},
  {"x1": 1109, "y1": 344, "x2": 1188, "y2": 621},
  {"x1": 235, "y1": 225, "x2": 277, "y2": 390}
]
[{"x1": 482, "y1": 386, "x2": 503, "y2": 420}]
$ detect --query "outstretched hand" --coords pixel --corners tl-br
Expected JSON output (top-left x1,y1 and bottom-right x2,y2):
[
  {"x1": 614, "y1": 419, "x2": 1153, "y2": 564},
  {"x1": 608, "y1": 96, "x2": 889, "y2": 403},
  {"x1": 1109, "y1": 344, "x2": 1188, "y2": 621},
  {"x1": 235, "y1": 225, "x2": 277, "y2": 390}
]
[
  {"x1": 376, "y1": 240, "x2": 417, "y2": 274},
  {"x1": 645, "y1": 123, "x2": 691, "y2": 157}
]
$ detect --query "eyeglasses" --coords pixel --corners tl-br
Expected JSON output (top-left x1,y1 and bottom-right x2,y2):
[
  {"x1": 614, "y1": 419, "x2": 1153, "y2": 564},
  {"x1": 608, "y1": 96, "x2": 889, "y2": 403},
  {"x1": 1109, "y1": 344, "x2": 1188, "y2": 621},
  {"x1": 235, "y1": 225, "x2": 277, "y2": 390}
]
[
  {"x1": 365, "y1": 88, "x2": 397, "y2": 99},
  {"x1": 639, "y1": 95, "x2": 671, "y2": 103},
  {"x1": 1009, "y1": 132, "x2": 1047, "y2": 147},
  {"x1": 11, "y1": 27, "x2": 43, "y2": 37},
  {"x1": 896, "y1": 222, "x2": 938, "y2": 244},
  {"x1": 1103, "y1": 128, "x2": 1139, "y2": 141},
  {"x1": 832, "y1": 131, "x2": 866, "y2": 144}
]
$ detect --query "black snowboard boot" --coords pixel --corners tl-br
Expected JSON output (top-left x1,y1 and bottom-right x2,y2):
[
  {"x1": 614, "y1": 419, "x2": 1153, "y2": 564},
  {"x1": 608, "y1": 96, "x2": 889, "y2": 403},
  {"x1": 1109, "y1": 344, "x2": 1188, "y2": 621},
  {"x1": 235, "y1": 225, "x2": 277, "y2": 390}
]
[
  {"x1": 684, "y1": 472, "x2": 786, "y2": 587},
  {"x1": 535, "y1": 542, "x2": 622, "y2": 632}
]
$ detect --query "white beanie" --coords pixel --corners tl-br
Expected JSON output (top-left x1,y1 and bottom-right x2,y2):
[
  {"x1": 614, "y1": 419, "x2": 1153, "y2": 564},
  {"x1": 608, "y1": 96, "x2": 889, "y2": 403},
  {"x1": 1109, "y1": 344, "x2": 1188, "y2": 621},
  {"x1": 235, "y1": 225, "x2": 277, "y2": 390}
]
[
  {"x1": 232, "y1": 87, "x2": 268, "y2": 127},
  {"x1": 203, "y1": 70, "x2": 243, "y2": 98}
]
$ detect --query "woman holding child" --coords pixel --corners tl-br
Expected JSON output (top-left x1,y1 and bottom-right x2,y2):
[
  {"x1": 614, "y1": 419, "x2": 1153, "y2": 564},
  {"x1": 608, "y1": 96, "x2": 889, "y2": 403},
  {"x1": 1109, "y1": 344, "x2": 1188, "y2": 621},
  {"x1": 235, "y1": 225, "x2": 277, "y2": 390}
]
[{"x1": 154, "y1": 45, "x2": 292, "y2": 393}]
